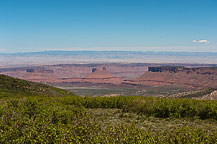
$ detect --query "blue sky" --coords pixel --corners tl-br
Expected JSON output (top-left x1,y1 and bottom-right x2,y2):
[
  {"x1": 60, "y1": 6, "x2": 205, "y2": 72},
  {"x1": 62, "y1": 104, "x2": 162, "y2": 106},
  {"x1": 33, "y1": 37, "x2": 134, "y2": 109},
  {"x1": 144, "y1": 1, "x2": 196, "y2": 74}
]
[{"x1": 0, "y1": 0, "x2": 217, "y2": 52}]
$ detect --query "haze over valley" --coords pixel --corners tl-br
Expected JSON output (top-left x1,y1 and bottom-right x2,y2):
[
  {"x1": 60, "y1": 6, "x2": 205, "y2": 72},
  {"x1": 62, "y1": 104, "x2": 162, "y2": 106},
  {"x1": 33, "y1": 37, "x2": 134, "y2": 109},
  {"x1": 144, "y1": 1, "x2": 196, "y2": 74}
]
[{"x1": 1, "y1": 51, "x2": 217, "y2": 67}]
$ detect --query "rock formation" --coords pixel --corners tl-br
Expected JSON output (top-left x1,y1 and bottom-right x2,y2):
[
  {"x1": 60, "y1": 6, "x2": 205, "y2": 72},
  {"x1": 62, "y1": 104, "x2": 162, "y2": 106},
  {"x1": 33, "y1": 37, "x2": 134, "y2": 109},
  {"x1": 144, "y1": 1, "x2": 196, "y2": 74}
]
[
  {"x1": 123, "y1": 66, "x2": 217, "y2": 89},
  {"x1": 26, "y1": 68, "x2": 54, "y2": 73},
  {"x1": 83, "y1": 67, "x2": 121, "y2": 84},
  {"x1": 148, "y1": 66, "x2": 217, "y2": 75},
  {"x1": 60, "y1": 67, "x2": 122, "y2": 85},
  {"x1": 92, "y1": 68, "x2": 97, "y2": 73}
]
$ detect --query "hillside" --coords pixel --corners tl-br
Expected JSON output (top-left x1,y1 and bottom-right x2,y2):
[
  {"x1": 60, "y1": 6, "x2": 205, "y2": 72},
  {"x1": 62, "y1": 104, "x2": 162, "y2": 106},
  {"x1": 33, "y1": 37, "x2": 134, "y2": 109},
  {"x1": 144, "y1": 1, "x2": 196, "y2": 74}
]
[{"x1": 0, "y1": 74, "x2": 73, "y2": 98}]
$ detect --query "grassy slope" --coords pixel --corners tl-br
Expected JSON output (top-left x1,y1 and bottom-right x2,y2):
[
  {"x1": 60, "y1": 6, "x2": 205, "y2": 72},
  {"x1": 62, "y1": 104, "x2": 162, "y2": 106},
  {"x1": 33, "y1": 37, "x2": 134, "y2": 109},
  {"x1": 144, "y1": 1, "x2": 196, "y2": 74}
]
[{"x1": 0, "y1": 74, "x2": 74, "y2": 98}]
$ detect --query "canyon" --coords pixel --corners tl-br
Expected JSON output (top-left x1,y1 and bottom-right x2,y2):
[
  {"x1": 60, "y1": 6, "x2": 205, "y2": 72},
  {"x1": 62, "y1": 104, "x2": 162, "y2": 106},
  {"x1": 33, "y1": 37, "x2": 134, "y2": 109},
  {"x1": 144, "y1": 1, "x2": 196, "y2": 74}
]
[{"x1": 1, "y1": 64, "x2": 217, "y2": 91}]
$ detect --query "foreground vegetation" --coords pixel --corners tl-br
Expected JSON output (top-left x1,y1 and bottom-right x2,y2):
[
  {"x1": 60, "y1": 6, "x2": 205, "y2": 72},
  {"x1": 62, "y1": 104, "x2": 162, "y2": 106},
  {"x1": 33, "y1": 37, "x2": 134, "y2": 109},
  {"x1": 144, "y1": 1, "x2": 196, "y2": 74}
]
[
  {"x1": 1, "y1": 95, "x2": 217, "y2": 143},
  {"x1": 1, "y1": 74, "x2": 217, "y2": 143}
]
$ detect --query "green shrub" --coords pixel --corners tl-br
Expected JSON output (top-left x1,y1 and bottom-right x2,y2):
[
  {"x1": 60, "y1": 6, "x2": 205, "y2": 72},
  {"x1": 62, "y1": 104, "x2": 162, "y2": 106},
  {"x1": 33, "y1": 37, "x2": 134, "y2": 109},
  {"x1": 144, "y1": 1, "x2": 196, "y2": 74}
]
[{"x1": 1, "y1": 93, "x2": 217, "y2": 143}]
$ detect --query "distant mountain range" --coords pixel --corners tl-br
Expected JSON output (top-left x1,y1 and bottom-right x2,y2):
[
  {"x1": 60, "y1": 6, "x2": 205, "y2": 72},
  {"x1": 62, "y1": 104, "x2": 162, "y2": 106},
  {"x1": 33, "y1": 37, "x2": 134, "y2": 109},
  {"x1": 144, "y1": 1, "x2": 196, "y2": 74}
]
[
  {"x1": 1, "y1": 51, "x2": 217, "y2": 66},
  {"x1": 1, "y1": 50, "x2": 217, "y2": 57}
]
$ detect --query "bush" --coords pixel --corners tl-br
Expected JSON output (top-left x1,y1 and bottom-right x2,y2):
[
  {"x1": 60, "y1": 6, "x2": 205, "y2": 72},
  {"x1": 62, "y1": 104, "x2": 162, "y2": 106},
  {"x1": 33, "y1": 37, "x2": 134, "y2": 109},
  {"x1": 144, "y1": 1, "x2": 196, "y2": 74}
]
[{"x1": 1, "y1": 95, "x2": 217, "y2": 143}]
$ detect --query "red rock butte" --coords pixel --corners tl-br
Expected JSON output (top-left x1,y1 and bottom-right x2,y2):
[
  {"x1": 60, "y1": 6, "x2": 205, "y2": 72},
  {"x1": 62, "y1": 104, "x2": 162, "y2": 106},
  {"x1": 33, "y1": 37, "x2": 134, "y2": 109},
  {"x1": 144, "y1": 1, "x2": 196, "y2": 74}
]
[
  {"x1": 86, "y1": 67, "x2": 115, "y2": 79},
  {"x1": 82, "y1": 67, "x2": 121, "y2": 84},
  {"x1": 60, "y1": 67, "x2": 122, "y2": 85},
  {"x1": 122, "y1": 66, "x2": 217, "y2": 89}
]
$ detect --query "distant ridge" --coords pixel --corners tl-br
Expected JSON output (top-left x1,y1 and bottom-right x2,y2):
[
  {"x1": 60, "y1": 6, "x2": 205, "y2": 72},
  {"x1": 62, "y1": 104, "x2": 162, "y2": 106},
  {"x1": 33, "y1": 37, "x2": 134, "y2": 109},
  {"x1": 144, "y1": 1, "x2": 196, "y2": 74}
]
[
  {"x1": 1, "y1": 51, "x2": 217, "y2": 65},
  {"x1": 1, "y1": 50, "x2": 217, "y2": 56}
]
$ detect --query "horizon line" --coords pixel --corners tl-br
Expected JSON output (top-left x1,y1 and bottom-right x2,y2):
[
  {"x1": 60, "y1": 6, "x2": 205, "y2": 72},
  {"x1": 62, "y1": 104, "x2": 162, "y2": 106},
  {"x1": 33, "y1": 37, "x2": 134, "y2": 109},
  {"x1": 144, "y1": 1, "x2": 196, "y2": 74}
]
[{"x1": 1, "y1": 50, "x2": 217, "y2": 54}]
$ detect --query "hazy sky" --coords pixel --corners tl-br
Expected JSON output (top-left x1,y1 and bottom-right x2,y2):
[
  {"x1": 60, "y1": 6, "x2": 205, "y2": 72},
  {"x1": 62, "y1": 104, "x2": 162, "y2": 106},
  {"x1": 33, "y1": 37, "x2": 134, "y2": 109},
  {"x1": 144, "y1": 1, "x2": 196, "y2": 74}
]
[{"x1": 0, "y1": 0, "x2": 217, "y2": 52}]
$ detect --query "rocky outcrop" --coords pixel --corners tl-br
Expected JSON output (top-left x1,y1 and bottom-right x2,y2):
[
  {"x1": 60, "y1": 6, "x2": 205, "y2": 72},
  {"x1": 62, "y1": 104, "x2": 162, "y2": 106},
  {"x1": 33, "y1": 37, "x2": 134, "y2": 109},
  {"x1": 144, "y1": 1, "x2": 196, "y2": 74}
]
[
  {"x1": 83, "y1": 67, "x2": 121, "y2": 84},
  {"x1": 123, "y1": 66, "x2": 217, "y2": 89},
  {"x1": 26, "y1": 69, "x2": 35, "y2": 72},
  {"x1": 92, "y1": 68, "x2": 97, "y2": 73},
  {"x1": 60, "y1": 67, "x2": 122, "y2": 85},
  {"x1": 26, "y1": 68, "x2": 54, "y2": 73},
  {"x1": 148, "y1": 66, "x2": 217, "y2": 75},
  {"x1": 148, "y1": 66, "x2": 187, "y2": 73}
]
